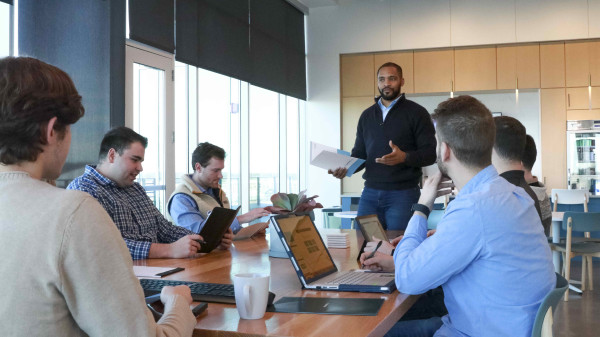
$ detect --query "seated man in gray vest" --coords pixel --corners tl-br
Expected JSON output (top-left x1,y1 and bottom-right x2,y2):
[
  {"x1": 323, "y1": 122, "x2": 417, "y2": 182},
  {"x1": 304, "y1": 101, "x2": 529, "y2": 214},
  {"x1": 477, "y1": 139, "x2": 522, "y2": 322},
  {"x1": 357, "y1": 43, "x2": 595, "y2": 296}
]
[{"x1": 168, "y1": 142, "x2": 269, "y2": 234}]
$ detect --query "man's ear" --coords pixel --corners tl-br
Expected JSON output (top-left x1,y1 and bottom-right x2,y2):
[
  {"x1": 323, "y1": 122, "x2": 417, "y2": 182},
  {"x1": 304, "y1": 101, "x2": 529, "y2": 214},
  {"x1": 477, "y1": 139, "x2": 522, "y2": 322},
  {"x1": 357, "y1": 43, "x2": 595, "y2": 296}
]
[
  {"x1": 194, "y1": 162, "x2": 202, "y2": 173},
  {"x1": 400, "y1": 77, "x2": 405, "y2": 87},
  {"x1": 45, "y1": 117, "x2": 59, "y2": 145},
  {"x1": 440, "y1": 142, "x2": 451, "y2": 162},
  {"x1": 107, "y1": 148, "x2": 117, "y2": 163}
]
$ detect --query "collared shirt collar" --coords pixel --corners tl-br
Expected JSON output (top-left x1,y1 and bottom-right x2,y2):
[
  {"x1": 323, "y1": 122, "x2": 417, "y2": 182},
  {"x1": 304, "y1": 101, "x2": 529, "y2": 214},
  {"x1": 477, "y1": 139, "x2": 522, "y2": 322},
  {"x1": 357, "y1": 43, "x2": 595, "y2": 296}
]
[
  {"x1": 84, "y1": 165, "x2": 119, "y2": 187},
  {"x1": 458, "y1": 165, "x2": 498, "y2": 196},
  {"x1": 378, "y1": 93, "x2": 403, "y2": 121}
]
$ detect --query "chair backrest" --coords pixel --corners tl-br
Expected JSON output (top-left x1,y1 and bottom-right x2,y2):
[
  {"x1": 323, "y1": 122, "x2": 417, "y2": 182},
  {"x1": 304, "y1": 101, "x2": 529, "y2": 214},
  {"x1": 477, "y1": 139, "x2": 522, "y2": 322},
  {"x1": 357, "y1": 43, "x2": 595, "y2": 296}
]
[
  {"x1": 434, "y1": 195, "x2": 449, "y2": 209},
  {"x1": 562, "y1": 211, "x2": 600, "y2": 232},
  {"x1": 551, "y1": 189, "x2": 588, "y2": 206},
  {"x1": 427, "y1": 210, "x2": 444, "y2": 230},
  {"x1": 531, "y1": 273, "x2": 569, "y2": 337}
]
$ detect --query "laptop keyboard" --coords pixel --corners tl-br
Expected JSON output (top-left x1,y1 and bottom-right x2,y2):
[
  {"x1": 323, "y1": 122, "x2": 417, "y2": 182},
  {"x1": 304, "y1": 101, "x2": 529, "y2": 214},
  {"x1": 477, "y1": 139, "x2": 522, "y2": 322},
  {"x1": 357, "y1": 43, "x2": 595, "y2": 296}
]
[
  {"x1": 327, "y1": 272, "x2": 373, "y2": 285},
  {"x1": 139, "y1": 278, "x2": 235, "y2": 304}
]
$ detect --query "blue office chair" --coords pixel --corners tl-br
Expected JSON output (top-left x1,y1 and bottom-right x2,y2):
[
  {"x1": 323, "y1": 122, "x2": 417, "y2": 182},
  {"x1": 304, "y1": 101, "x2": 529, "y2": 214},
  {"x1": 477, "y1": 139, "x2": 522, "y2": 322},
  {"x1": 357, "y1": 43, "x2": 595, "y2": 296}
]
[
  {"x1": 549, "y1": 211, "x2": 600, "y2": 301},
  {"x1": 531, "y1": 273, "x2": 568, "y2": 337}
]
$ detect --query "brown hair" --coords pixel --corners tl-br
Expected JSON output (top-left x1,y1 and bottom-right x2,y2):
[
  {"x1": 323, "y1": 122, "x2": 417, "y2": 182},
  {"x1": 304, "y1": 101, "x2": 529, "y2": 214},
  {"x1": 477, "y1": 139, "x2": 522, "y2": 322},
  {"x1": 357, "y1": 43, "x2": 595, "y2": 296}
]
[
  {"x1": 432, "y1": 95, "x2": 495, "y2": 169},
  {"x1": 0, "y1": 57, "x2": 84, "y2": 164}
]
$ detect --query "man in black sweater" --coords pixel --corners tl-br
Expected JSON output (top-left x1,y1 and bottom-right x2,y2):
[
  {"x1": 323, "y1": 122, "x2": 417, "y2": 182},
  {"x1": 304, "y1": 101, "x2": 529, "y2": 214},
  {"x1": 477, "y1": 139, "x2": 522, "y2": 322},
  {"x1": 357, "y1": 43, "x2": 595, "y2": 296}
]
[
  {"x1": 492, "y1": 116, "x2": 543, "y2": 222},
  {"x1": 330, "y1": 62, "x2": 436, "y2": 230}
]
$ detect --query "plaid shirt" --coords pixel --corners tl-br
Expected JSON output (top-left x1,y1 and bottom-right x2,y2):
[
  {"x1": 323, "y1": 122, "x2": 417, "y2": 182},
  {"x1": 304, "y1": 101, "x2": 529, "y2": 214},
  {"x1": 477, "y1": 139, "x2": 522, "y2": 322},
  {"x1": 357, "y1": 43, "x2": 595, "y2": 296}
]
[{"x1": 67, "y1": 165, "x2": 194, "y2": 260}]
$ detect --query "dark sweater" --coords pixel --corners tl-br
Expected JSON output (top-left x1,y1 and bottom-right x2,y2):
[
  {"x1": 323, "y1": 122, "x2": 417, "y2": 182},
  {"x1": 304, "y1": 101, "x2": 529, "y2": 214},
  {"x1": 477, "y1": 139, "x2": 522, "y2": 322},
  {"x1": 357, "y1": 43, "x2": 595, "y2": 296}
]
[
  {"x1": 351, "y1": 94, "x2": 437, "y2": 190},
  {"x1": 499, "y1": 170, "x2": 543, "y2": 221}
]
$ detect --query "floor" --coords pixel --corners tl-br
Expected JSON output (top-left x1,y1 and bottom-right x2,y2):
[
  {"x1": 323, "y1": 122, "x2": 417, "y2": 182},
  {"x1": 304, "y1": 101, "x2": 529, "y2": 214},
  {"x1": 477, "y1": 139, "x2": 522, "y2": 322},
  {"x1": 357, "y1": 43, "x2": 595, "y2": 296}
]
[{"x1": 553, "y1": 259, "x2": 600, "y2": 336}]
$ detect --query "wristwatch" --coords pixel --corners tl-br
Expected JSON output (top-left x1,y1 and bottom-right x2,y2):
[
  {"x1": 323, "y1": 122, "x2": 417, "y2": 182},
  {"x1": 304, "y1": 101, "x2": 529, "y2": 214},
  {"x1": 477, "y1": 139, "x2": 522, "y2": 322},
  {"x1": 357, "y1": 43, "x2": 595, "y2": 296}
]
[{"x1": 411, "y1": 203, "x2": 431, "y2": 218}]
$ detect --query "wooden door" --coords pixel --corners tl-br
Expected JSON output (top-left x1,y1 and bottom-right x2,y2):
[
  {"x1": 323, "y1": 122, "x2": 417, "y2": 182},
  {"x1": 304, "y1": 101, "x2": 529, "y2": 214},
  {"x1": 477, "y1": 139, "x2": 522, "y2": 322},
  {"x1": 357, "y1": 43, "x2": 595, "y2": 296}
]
[
  {"x1": 497, "y1": 44, "x2": 540, "y2": 89},
  {"x1": 341, "y1": 54, "x2": 375, "y2": 97},
  {"x1": 540, "y1": 42, "x2": 566, "y2": 88},
  {"x1": 541, "y1": 88, "x2": 567, "y2": 190},
  {"x1": 341, "y1": 97, "x2": 372, "y2": 194},
  {"x1": 414, "y1": 49, "x2": 454, "y2": 93},
  {"x1": 566, "y1": 87, "x2": 589, "y2": 110},
  {"x1": 454, "y1": 46, "x2": 497, "y2": 91},
  {"x1": 565, "y1": 41, "x2": 590, "y2": 87}
]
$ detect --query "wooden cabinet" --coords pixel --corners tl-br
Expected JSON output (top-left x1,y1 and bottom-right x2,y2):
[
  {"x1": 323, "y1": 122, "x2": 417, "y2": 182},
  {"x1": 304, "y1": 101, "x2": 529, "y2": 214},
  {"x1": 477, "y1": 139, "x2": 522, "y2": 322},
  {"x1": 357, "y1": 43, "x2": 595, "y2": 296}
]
[
  {"x1": 340, "y1": 54, "x2": 375, "y2": 97},
  {"x1": 540, "y1": 88, "x2": 567, "y2": 191},
  {"x1": 373, "y1": 51, "x2": 414, "y2": 95},
  {"x1": 566, "y1": 87, "x2": 589, "y2": 110},
  {"x1": 341, "y1": 97, "x2": 371, "y2": 194},
  {"x1": 414, "y1": 49, "x2": 454, "y2": 93},
  {"x1": 565, "y1": 41, "x2": 600, "y2": 87},
  {"x1": 591, "y1": 87, "x2": 600, "y2": 108},
  {"x1": 540, "y1": 42, "x2": 565, "y2": 88},
  {"x1": 454, "y1": 46, "x2": 496, "y2": 91},
  {"x1": 496, "y1": 44, "x2": 540, "y2": 89}
]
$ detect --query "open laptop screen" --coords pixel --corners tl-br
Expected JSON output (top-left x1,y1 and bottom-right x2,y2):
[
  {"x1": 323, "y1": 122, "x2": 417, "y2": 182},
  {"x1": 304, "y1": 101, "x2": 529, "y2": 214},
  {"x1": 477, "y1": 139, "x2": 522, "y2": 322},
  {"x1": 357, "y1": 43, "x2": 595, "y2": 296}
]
[{"x1": 275, "y1": 215, "x2": 337, "y2": 281}]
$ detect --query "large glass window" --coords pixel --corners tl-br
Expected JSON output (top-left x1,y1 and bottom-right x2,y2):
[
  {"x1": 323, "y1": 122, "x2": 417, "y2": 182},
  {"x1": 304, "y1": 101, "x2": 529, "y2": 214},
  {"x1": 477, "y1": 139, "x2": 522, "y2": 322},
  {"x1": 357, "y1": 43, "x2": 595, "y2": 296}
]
[
  {"x1": 173, "y1": 66, "x2": 304, "y2": 215},
  {"x1": 249, "y1": 86, "x2": 279, "y2": 208}
]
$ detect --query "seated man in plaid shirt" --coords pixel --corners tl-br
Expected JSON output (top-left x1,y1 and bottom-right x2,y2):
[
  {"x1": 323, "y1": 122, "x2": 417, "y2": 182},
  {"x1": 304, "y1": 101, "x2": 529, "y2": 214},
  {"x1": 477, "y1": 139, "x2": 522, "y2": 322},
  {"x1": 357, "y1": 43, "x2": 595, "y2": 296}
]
[{"x1": 68, "y1": 127, "x2": 232, "y2": 260}]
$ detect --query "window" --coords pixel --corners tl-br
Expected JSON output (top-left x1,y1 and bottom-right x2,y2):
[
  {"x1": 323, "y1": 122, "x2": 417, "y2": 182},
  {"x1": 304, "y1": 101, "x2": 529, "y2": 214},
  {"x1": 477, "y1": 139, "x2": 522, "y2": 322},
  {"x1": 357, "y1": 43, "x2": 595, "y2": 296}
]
[
  {"x1": 0, "y1": 2, "x2": 12, "y2": 57},
  {"x1": 174, "y1": 65, "x2": 304, "y2": 215}
]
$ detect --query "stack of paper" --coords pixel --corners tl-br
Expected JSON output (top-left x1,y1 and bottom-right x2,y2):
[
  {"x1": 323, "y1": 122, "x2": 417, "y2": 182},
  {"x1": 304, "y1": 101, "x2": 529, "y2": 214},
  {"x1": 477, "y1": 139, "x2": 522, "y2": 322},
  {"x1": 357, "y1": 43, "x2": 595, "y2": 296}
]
[
  {"x1": 326, "y1": 232, "x2": 350, "y2": 249},
  {"x1": 310, "y1": 141, "x2": 365, "y2": 177}
]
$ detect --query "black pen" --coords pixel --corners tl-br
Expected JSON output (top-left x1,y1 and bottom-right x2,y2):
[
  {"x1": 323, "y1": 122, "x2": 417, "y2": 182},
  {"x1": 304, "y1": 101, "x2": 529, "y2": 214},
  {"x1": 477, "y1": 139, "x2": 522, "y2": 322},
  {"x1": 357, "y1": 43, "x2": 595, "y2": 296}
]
[{"x1": 362, "y1": 240, "x2": 383, "y2": 268}]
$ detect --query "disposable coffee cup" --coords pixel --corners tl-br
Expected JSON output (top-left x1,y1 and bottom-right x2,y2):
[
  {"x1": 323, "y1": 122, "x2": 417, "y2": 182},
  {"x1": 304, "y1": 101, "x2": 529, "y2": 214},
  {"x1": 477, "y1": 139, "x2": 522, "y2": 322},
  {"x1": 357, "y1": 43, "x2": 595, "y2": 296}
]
[{"x1": 233, "y1": 273, "x2": 270, "y2": 319}]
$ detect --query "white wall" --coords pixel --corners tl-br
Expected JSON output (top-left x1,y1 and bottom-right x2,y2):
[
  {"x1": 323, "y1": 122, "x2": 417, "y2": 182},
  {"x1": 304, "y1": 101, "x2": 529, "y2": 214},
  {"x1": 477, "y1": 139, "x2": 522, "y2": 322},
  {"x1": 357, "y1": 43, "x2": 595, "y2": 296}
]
[{"x1": 306, "y1": 0, "x2": 600, "y2": 225}]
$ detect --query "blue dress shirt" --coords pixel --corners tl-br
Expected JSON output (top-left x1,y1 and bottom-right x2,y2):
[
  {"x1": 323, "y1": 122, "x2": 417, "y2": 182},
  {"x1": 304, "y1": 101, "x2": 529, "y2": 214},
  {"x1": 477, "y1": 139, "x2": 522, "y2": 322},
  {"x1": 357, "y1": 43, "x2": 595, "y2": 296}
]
[
  {"x1": 169, "y1": 179, "x2": 242, "y2": 234},
  {"x1": 394, "y1": 165, "x2": 555, "y2": 336},
  {"x1": 377, "y1": 93, "x2": 402, "y2": 122},
  {"x1": 67, "y1": 165, "x2": 195, "y2": 260}
]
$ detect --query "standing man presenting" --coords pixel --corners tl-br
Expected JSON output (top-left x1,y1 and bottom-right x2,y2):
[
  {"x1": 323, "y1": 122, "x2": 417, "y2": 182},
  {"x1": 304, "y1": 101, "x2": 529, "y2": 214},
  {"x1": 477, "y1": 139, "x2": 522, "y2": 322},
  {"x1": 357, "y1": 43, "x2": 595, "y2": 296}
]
[{"x1": 330, "y1": 62, "x2": 436, "y2": 230}]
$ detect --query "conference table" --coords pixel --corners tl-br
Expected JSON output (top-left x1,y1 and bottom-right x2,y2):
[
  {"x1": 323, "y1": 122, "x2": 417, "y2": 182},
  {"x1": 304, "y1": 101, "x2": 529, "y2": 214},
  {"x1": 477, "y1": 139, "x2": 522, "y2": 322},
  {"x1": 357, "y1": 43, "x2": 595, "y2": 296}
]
[{"x1": 134, "y1": 229, "x2": 417, "y2": 337}]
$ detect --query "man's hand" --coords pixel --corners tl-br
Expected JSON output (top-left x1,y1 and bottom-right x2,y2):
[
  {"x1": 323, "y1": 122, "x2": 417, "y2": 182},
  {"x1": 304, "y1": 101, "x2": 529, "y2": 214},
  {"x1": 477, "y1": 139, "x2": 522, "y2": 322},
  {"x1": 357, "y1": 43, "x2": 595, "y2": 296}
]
[
  {"x1": 418, "y1": 172, "x2": 454, "y2": 211},
  {"x1": 328, "y1": 167, "x2": 348, "y2": 179},
  {"x1": 161, "y1": 285, "x2": 193, "y2": 305},
  {"x1": 365, "y1": 237, "x2": 395, "y2": 256},
  {"x1": 168, "y1": 234, "x2": 202, "y2": 258},
  {"x1": 238, "y1": 207, "x2": 270, "y2": 224},
  {"x1": 219, "y1": 228, "x2": 234, "y2": 250},
  {"x1": 390, "y1": 235, "x2": 403, "y2": 246},
  {"x1": 375, "y1": 141, "x2": 407, "y2": 166},
  {"x1": 427, "y1": 229, "x2": 437, "y2": 238},
  {"x1": 360, "y1": 251, "x2": 395, "y2": 272}
]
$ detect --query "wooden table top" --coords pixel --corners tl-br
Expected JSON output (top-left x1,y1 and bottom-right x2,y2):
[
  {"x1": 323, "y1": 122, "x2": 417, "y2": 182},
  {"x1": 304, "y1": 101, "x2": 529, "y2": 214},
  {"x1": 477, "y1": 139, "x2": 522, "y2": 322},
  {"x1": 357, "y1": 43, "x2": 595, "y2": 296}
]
[{"x1": 134, "y1": 230, "x2": 417, "y2": 337}]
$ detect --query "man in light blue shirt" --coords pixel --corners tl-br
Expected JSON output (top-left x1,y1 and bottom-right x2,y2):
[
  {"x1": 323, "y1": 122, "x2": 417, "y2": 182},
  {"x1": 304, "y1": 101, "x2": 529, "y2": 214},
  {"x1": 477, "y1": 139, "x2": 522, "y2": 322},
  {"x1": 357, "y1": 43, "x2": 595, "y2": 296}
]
[
  {"x1": 362, "y1": 95, "x2": 555, "y2": 337},
  {"x1": 167, "y1": 142, "x2": 269, "y2": 234}
]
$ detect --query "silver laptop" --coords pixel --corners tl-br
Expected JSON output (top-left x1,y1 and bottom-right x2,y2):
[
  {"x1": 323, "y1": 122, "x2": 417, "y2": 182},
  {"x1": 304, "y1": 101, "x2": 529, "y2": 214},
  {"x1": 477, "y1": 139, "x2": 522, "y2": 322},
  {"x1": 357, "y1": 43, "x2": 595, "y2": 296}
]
[{"x1": 271, "y1": 213, "x2": 396, "y2": 293}]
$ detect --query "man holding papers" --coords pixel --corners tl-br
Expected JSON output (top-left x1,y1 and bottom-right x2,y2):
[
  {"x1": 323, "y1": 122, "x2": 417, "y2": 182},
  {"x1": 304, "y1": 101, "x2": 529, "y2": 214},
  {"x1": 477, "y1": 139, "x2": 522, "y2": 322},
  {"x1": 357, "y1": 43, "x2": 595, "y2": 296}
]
[{"x1": 330, "y1": 62, "x2": 436, "y2": 230}]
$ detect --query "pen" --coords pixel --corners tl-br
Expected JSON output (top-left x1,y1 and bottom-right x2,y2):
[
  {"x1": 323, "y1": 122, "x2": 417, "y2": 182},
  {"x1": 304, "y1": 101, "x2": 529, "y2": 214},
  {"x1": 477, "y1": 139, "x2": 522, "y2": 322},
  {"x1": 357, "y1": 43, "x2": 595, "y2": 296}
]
[{"x1": 362, "y1": 240, "x2": 383, "y2": 268}]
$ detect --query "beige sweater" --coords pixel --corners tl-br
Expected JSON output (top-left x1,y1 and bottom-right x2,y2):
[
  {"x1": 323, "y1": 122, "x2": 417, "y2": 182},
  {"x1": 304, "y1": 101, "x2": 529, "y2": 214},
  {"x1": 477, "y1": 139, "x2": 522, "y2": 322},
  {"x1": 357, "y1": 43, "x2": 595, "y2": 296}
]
[{"x1": 0, "y1": 172, "x2": 196, "y2": 336}]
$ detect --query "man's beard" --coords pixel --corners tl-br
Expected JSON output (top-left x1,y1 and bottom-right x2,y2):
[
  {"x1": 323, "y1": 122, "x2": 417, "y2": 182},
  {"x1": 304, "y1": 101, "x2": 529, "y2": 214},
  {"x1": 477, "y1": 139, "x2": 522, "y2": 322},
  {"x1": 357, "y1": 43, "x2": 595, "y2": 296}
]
[
  {"x1": 436, "y1": 152, "x2": 449, "y2": 177},
  {"x1": 379, "y1": 86, "x2": 400, "y2": 101}
]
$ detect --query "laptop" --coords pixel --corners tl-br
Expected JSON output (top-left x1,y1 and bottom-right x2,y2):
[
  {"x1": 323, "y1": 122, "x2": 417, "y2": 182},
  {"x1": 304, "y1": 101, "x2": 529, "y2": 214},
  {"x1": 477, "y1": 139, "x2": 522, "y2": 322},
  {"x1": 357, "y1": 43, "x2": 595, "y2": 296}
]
[
  {"x1": 355, "y1": 214, "x2": 387, "y2": 242},
  {"x1": 271, "y1": 213, "x2": 396, "y2": 293},
  {"x1": 198, "y1": 206, "x2": 240, "y2": 253}
]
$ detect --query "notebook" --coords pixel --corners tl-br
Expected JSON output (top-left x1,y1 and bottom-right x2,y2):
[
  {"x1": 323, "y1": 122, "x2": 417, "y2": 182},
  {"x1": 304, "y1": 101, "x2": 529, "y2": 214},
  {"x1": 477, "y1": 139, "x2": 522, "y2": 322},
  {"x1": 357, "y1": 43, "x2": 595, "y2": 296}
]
[
  {"x1": 198, "y1": 206, "x2": 240, "y2": 253},
  {"x1": 270, "y1": 213, "x2": 396, "y2": 293},
  {"x1": 355, "y1": 214, "x2": 387, "y2": 242}
]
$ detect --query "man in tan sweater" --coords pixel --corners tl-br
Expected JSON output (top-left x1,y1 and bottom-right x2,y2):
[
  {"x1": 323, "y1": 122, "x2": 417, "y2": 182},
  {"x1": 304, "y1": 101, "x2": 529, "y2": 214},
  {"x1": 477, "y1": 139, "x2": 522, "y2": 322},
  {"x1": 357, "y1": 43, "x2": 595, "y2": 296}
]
[{"x1": 0, "y1": 56, "x2": 196, "y2": 336}]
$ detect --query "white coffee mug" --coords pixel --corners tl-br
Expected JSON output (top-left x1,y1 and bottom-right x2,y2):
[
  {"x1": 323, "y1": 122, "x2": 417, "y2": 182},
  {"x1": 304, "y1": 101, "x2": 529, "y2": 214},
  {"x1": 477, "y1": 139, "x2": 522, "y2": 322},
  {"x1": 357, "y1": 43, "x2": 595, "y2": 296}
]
[{"x1": 233, "y1": 273, "x2": 270, "y2": 319}]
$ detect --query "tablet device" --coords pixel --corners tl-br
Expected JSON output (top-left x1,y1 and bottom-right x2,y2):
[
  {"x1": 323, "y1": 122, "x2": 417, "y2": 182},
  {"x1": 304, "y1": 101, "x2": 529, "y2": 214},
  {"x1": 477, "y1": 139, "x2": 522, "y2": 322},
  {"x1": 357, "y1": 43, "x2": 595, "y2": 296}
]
[
  {"x1": 355, "y1": 214, "x2": 387, "y2": 242},
  {"x1": 198, "y1": 206, "x2": 240, "y2": 253}
]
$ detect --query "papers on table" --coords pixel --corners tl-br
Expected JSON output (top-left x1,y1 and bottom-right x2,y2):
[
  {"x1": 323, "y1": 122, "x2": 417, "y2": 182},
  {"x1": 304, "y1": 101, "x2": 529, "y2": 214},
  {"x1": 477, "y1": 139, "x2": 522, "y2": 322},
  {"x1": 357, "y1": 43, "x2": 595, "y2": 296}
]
[
  {"x1": 133, "y1": 266, "x2": 184, "y2": 279},
  {"x1": 326, "y1": 232, "x2": 350, "y2": 249},
  {"x1": 233, "y1": 221, "x2": 269, "y2": 241},
  {"x1": 310, "y1": 141, "x2": 365, "y2": 177}
]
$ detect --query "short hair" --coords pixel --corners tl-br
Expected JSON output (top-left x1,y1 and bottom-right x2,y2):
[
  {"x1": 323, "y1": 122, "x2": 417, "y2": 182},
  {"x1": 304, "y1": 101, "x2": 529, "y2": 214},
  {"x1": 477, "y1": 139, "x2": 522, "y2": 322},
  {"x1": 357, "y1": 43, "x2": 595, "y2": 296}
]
[
  {"x1": 522, "y1": 134, "x2": 537, "y2": 171},
  {"x1": 493, "y1": 116, "x2": 526, "y2": 162},
  {"x1": 432, "y1": 95, "x2": 495, "y2": 168},
  {"x1": 98, "y1": 127, "x2": 148, "y2": 161},
  {"x1": 377, "y1": 62, "x2": 403, "y2": 78},
  {"x1": 0, "y1": 57, "x2": 84, "y2": 164},
  {"x1": 191, "y1": 142, "x2": 226, "y2": 170}
]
